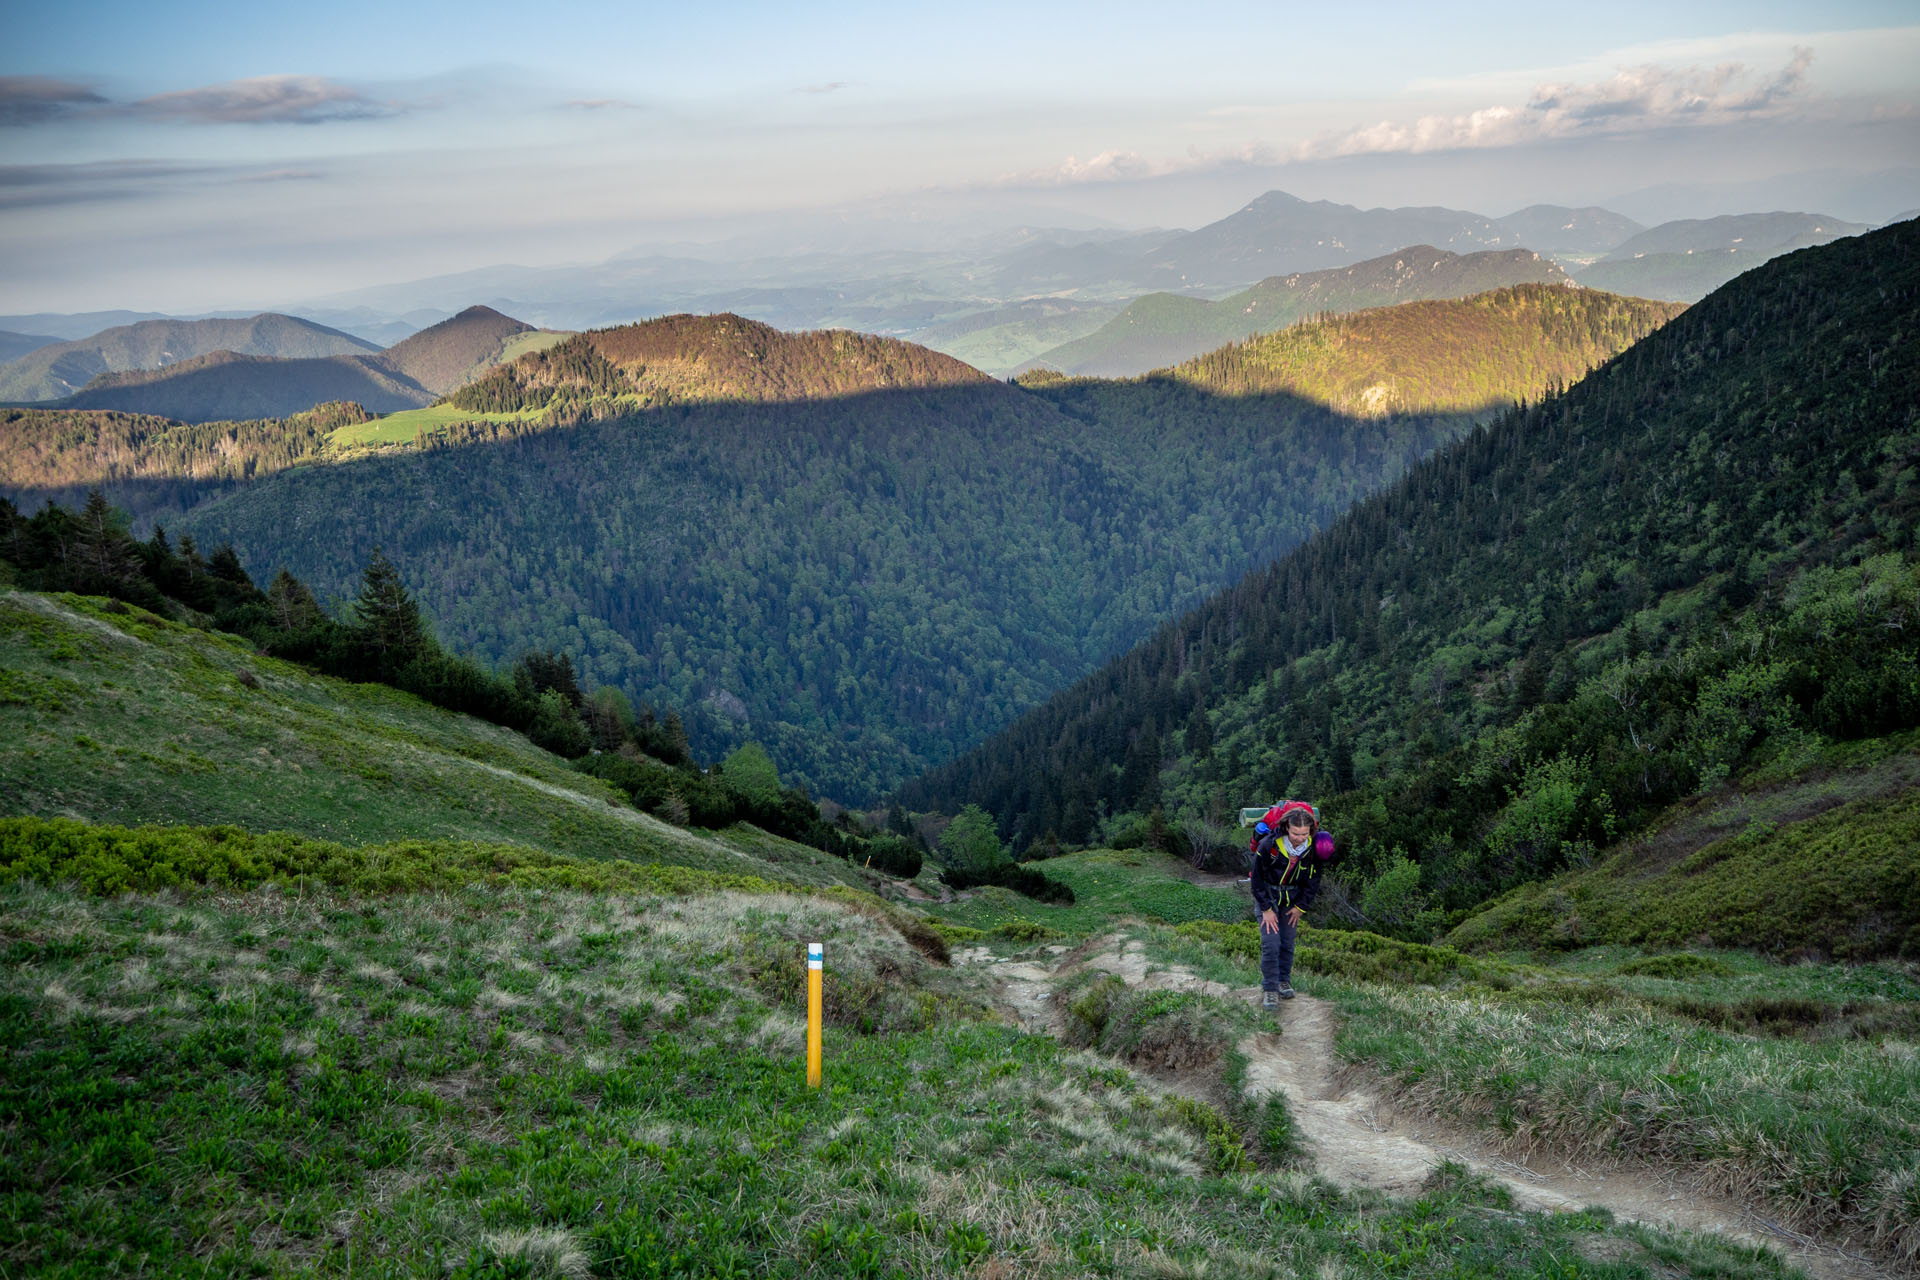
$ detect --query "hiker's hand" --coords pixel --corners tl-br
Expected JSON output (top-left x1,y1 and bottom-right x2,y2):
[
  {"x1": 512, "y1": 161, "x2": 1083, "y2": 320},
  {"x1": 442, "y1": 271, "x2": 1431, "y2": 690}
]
[
  {"x1": 1261, "y1": 909, "x2": 1279, "y2": 934},
  {"x1": 1286, "y1": 906, "x2": 1304, "y2": 928}
]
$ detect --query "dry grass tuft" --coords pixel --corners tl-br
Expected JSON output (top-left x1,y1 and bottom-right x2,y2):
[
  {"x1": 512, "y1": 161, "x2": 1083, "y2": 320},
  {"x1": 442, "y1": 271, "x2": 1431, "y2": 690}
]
[{"x1": 478, "y1": 1228, "x2": 591, "y2": 1279}]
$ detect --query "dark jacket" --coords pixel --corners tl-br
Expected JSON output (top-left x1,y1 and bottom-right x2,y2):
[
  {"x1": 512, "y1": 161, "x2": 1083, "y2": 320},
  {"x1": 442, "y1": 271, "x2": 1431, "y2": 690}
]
[{"x1": 1251, "y1": 833, "x2": 1323, "y2": 916}]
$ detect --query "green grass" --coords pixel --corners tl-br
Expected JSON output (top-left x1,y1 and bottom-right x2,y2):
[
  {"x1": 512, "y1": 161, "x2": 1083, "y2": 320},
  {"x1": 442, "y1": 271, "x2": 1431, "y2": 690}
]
[
  {"x1": 0, "y1": 871, "x2": 1814, "y2": 1279},
  {"x1": 1448, "y1": 757, "x2": 1920, "y2": 960},
  {"x1": 0, "y1": 590, "x2": 864, "y2": 888},
  {"x1": 949, "y1": 843, "x2": 1920, "y2": 1267},
  {"x1": 923, "y1": 848, "x2": 1248, "y2": 936},
  {"x1": 326, "y1": 401, "x2": 545, "y2": 449},
  {"x1": 497, "y1": 330, "x2": 574, "y2": 364}
]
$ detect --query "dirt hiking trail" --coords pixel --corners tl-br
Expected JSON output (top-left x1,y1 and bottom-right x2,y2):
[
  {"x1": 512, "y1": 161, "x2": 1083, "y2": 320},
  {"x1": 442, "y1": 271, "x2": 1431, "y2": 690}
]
[{"x1": 955, "y1": 938, "x2": 1891, "y2": 1280}]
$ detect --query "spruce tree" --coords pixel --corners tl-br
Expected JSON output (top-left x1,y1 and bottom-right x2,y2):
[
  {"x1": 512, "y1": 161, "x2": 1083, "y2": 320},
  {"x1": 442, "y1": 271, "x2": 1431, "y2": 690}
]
[
  {"x1": 266, "y1": 569, "x2": 323, "y2": 631},
  {"x1": 351, "y1": 547, "x2": 427, "y2": 674},
  {"x1": 72, "y1": 489, "x2": 143, "y2": 597}
]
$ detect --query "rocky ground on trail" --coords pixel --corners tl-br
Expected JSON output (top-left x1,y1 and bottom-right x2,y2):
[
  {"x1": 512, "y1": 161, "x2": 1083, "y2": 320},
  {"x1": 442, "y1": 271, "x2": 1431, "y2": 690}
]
[{"x1": 954, "y1": 938, "x2": 1891, "y2": 1280}]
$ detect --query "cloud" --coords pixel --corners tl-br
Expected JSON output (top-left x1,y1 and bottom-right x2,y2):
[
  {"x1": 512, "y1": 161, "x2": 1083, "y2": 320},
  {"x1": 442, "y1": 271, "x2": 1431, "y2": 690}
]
[
  {"x1": 1293, "y1": 49, "x2": 1817, "y2": 161},
  {"x1": 995, "y1": 143, "x2": 1279, "y2": 188},
  {"x1": 564, "y1": 97, "x2": 644, "y2": 111},
  {"x1": 0, "y1": 76, "x2": 108, "y2": 126},
  {"x1": 130, "y1": 75, "x2": 400, "y2": 125},
  {"x1": 232, "y1": 167, "x2": 325, "y2": 184},
  {"x1": 797, "y1": 81, "x2": 851, "y2": 95},
  {"x1": 0, "y1": 159, "x2": 220, "y2": 209}
]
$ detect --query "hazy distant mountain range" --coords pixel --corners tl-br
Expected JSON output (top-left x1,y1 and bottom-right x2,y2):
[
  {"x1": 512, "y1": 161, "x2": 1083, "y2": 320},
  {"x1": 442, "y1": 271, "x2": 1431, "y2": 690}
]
[
  {"x1": 0, "y1": 314, "x2": 379, "y2": 404},
  {"x1": 1020, "y1": 246, "x2": 1572, "y2": 378},
  {"x1": 0, "y1": 331, "x2": 59, "y2": 365},
  {"x1": 1, "y1": 189, "x2": 1885, "y2": 403},
  {"x1": 33, "y1": 306, "x2": 560, "y2": 423}
]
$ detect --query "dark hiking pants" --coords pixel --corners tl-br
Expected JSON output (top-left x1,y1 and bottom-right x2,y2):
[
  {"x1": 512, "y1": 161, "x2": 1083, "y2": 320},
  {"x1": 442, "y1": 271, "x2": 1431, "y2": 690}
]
[{"x1": 1260, "y1": 914, "x2": 1296, "y2": 990}]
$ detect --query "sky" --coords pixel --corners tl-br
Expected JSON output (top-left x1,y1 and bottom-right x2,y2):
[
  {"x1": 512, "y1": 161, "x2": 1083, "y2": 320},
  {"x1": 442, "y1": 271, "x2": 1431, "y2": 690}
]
[{"x1": 3, "y1": 0, "x2": 1917, "y2": 314}]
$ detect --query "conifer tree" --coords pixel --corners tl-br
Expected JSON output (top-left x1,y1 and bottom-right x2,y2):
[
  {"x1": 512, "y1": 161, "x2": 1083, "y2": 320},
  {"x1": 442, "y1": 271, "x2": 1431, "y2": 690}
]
[
  {"x1": 72, "y1": 489, "x2": 143, "y2": 597},
  {"x1": 351, "y1": 547, "x2": 427, "y2": 673},
  {"x1": 266, "y1": 569, "x2": 323, "y2": 631}
]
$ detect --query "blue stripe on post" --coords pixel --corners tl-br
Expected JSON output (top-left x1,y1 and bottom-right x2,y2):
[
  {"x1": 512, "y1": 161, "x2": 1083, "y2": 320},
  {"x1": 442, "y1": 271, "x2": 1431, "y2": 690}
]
[{"x1": 808, "y1": 942, "x2": 823, "y2": 970}]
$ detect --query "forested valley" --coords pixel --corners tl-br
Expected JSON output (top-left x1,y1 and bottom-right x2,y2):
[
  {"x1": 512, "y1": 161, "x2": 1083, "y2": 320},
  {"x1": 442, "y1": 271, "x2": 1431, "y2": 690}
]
[
  {"x1": 0, "y1": 290, "x2": 1676, "y2": 802},
  {"x1": 900, "y1": 220, "x2": 1920, "y2": 949}
]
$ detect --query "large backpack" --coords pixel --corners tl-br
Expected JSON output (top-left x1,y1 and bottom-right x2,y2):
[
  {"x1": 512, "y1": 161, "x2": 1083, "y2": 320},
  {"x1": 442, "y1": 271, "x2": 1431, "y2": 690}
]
[{"x1": 1246, "y1": 801, "x2": 1330, "y2": 870}]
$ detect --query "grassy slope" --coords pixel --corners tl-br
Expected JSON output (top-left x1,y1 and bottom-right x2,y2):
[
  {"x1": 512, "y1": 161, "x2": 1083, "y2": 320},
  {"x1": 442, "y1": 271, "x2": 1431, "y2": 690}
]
[
  {"x1": 0, "y1": 590, "x2": 861, "y2": 888},
  {"x1": 328, "y1": 402, "x2": 545, "y2": 448},
  {"x1": 1449, "y1": 735, "x2": 1920, "y2": 958},
  {"x1": 1, "y1": 858, "x2": 1812, "y2": 1278},
  {"x1": 0, "y1": 594, "x2": 1869, "y2": 1273},
  {"x1": 935, "y1": 844, "x2": 1920, "y2": 1265}
]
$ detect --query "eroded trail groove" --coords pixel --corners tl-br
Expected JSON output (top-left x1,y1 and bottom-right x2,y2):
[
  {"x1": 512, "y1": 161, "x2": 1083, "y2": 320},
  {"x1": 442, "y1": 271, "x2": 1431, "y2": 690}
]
[{"x1": 956, "y1": 940, "x2": 1891, "y2": 1280}]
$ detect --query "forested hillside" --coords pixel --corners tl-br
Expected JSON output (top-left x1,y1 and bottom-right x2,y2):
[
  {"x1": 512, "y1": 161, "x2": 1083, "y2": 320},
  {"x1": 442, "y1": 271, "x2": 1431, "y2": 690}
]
[
  {"x1": 0, "y1": 401, "x2": 371, "y2": 518},
  {"x1": 25, "y1": 293, "x2": 1659, "y2": 803},
  {"x1": 1128, "y1": 284, "x2": 1680, "y2": 414},
  {"x1": 1027, "y1": 248, "x2": 1577, "y2": 378},
  {"x1": 900, "y1": 221, "x2": 1920, "y2": 911}
]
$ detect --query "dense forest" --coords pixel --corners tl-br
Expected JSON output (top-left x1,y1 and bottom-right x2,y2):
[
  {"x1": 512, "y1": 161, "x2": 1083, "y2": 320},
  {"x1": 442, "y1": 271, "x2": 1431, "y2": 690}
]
[
  {"x1": 900, "y1": 221, "x2": 1920, "y2": 920},
  {"x1": 0, "y1": 490, "x2": 924, "y2": 874},
  {"x1": 3, "y1": 294, "x2": 1676, "y2": 803},
  {"x1": 0, "y1": 402, "x2": 372, "y2": 516}
]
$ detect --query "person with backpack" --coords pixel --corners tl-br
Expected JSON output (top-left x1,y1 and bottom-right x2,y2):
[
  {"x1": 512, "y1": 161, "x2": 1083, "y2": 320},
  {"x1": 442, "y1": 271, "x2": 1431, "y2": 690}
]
[{"x1": 1248, "y1": 800, "x2": 1334, "y2": 1007}]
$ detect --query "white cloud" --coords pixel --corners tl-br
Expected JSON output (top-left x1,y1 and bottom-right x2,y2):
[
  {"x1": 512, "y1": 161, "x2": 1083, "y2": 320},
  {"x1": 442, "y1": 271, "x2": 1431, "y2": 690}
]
[
  {"x1": 996, "y1": 143, "x2": 1281, "y2": 188},
  {"x1": 130, "y1": 75, "x2": 402, "y2": 125},
  {"x1": 1292, "y1": 49, "x2": 1818, "y2": 161}
]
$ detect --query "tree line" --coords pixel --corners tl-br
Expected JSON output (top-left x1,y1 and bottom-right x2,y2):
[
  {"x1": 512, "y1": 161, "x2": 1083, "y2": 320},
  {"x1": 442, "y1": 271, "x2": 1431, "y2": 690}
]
[{"x1": 0, "y1": 489, "x2": 923, "y2": 877}]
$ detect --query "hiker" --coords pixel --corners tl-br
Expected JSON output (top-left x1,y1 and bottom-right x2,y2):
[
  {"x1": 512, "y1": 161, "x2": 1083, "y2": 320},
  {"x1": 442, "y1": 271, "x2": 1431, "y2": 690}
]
[{"x1": 1249, "y1": 800, "x2": 1332, "y2": 1007}]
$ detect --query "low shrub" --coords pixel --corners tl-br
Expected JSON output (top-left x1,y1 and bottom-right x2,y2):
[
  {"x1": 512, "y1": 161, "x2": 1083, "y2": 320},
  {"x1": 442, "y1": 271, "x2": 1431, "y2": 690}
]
[
  {"x1": 991, "y1": 918, "x2": 1059, "y2": 943},
  {"x1": 0, "y1": 815, "x2": 783, "y2": 899},
  {"x1": 942, "y1": 860, "x2": 1075, "y2": 904},
  {"x1": 858, "y1": 835, "x2": 923, "y2": 879},
  {"x1": 1614, "y1": 953, "x2": 1736, "y2": 980}
]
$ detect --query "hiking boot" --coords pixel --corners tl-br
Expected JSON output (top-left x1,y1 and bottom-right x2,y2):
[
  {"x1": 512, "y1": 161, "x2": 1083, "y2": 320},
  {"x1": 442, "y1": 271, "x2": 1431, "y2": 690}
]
[
  {"x1": 1276, "y1": 982, "x2": 1296, "y2": 1000},
  {"x1": 1262, "y1": 990, "x2": 1279, "y2": 1009}
]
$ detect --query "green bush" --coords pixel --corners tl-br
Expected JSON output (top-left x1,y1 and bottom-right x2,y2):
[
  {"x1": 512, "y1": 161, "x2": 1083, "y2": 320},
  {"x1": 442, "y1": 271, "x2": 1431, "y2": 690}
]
[
  {"x1": 1614, "y1": 953, "x2": 1736, "y2": 980},
  {"x1": 858, "y1": 834, "x2": 923, "y2": 879},
  {"x1": 1451, "y1": 786, "x2": 1920, "y2": 959},
  {"x1": 0, "y1": 815, "x2": 783, "y2": 898}
]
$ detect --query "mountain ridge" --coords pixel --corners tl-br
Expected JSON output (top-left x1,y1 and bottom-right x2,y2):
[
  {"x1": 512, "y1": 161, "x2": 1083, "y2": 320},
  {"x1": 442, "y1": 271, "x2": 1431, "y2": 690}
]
[
  {"x1": 0, "y1": 313, "x2": 381, "y2": 404},
  {"x1": 896, "y1": 221, "x2": 1920, "y2": 896},
  {"x1": 29, "y1": 306, "x2": 564, "y2": 424},
  {"x1": 1023, "y1": 247, "x2": 1579, "y2": 378},
  {"x1": 81, "y1": 289, "x2": 1678, "y2": 802}
]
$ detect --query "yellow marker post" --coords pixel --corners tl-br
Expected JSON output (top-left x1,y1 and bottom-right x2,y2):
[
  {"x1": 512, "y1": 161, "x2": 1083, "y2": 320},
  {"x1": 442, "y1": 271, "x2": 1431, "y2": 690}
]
[{"x1": 806, "y1": 941, "x2": 823, "y2": 1088}]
